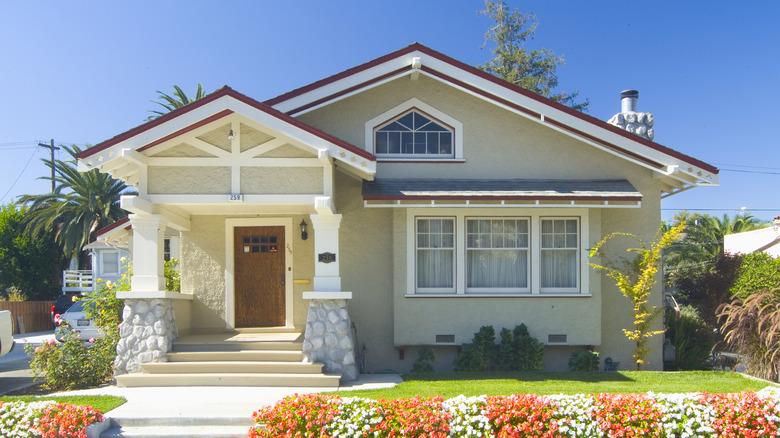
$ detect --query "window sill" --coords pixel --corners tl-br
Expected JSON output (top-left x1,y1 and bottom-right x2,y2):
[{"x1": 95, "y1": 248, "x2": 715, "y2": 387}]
[
  {"x1": 405, "y1": 293, "x2": 591, "y2": 298},
  {"x1": 378, "y1": 158, "x2": 466, "y2": 163}
]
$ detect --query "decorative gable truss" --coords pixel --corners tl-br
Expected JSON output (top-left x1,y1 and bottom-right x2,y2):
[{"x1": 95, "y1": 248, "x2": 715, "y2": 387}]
[{"x1": 77, "y1": 88, "x2": 377, "y2": 221}]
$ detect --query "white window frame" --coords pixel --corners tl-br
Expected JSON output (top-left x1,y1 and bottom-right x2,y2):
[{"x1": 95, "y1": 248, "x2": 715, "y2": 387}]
[
  {"x1": 539, "y1": 217, "x2": 581, "y2": 294},
  {"x1": 365, "y1": 98, "x2": 463, "y2": 161},
  {"x1": 414, "y1": 217, "x2": 456, "y2": 294},
  {"x1": 465, "y1": 217, "x2": 530, "y2": 294},
  {"x1": 101, "y1": 250, "x2": 120, "y2": 276},
  {"x1": 406, "y1": 208, "x2": 589, "y2": 296}
]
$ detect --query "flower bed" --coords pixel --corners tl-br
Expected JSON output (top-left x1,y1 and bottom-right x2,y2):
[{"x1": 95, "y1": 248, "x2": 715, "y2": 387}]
[
  {"x1": 0, "y1": 400, "x2": 103, "y2": 438},
  {"x1": 249, "y1": 387, "x2": 780, "y2": 437}
]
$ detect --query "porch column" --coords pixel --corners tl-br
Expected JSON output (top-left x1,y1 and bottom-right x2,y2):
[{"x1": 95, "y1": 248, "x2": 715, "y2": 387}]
[
  {"x1": 129, "y1": 214, "x2": 167, "y2": 292},
  {"x1": 311, "y1": 214, "x2": 342, "y2": 292},
  {"x1": 115, "y1": 213, "x2": 192, "y2": 376},
  {"x1": 302, "y1": 213, "x2": 358, "y2": 381}
]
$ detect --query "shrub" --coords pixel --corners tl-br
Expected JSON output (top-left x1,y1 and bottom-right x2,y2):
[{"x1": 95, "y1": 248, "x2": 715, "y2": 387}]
[
  {"x1": 454, "y1": 324, "x2": 544, "y2": 372},
  {"x1": 512, "y1": 324, "x2": 544, "y2": 371},
  {"x1": 731, "y1": 252, "x2": 780, "y2": 299},
  {"x1": 411, "y1": 346, "x2": 436, "y2": 373},
  {"x1": 717, "y1": 290, "x2": 780, "y2": 381},
  {"x1": 569, "y1": 349, "x2": 600, "y2": 372},
  {"x1": 664, "y1": 305, "x2": 713, "y2": 371},
  {"x1": 454, "y1": 326, "x2": 497, "y2": 372}
]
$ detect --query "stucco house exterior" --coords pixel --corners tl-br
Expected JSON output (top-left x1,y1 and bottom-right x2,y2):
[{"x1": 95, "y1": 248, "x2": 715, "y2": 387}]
[{"x1": 76, "y1": 44, "x2": 718, "y2": 386}]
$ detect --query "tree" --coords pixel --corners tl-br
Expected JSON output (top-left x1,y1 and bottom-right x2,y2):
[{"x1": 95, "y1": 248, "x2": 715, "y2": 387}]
[
  {"x1": 479, "y1": 0, "x2": 589, "y2": 111},
  {"x1": 0, "y1": 203, "x2": 66, "y2": 300},
  {"x1": 17, "y1": 145, "x2": 131, "y2": 267},
  {"x1": 589, "y1": 223, "x2": 685, "y2": 370},
  {"x1": 147, "y1": 84, "x2": 208, "y2": 120}
]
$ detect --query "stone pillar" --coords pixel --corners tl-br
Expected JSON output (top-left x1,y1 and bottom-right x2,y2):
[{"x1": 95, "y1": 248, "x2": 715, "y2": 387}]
[
  {"x1": 129, "y1": 214, "x2": 166, "y2": 292},
  {"x1": 302, "y1": 213, "x2": 358, "y2": 381},
  {"x1": 114, "y1": 292, "x2": 193, "y2": 375}
]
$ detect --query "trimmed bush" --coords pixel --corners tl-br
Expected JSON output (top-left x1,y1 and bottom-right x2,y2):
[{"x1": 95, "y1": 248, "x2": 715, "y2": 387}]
[{"x1": 568, "y1": 349, "x2": 600, "y2": 372}]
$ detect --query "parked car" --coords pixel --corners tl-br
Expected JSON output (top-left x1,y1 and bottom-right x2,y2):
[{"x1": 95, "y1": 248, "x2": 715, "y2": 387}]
[
  {"x1": 51, "y1": 294, "x2": 77, "y2": 324},
  {"x1": 0, "y1": 310, "x2": 14, "y2": 356},
  {"x1": 55, "y1": 301, "x2": 103, "y2": 342}
]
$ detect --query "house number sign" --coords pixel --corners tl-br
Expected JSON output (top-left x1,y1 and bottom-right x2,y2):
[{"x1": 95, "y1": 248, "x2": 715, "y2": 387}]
[
  {"x1": 318, "y1": 252, "x2": 336, "y2": 263},
  {"x1": 227, "y1": 193, "x2": 243, "y2": 202}
]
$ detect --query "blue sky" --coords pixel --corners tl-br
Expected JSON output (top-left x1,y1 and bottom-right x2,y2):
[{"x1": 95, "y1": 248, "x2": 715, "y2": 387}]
[{"x1": 1, "y1": 1, "x2": 778, "y2": 221}]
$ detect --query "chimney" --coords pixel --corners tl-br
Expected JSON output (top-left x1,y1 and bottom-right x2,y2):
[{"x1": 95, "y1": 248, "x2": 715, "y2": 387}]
[{"x1": 607, "y1": 89, "x2": 655, "y2": 141}]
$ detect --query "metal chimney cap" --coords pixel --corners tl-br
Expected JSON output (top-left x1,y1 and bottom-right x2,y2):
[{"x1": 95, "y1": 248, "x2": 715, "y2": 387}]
[{"x1": 621, "y1": 90, "x2": 639, "y2": 99}]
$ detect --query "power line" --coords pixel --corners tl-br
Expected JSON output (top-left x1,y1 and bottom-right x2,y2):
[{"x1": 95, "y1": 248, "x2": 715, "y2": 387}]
[{"x1": 0, "y1": 146, "x2": 40, "y2": 203}]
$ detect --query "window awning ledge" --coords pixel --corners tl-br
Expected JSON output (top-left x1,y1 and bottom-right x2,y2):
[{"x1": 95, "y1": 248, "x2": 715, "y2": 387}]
[{"x1": 362, "y1": 178, "x2": 642, "y2": 208}]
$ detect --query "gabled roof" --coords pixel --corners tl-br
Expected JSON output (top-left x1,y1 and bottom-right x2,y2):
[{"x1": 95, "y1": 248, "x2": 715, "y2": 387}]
[
  {"x1": 266, "y1": 43, "x2": 718, "y2": 196},
  {"x1": 77, "y1": 87, "x2": 375, "y2": 177}
]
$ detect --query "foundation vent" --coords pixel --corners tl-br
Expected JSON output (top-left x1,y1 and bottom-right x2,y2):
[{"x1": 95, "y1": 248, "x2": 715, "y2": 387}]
[
  {"x1": 435, "y1": 334, "x2": 456, "y2": 345},
  {"x1": 547, "y1": 334, "x2": 569, "y2": 345}
]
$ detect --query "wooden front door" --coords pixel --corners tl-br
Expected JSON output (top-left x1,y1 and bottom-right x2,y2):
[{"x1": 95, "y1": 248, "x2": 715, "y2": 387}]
[{"x1": 234, "y1": 226, "x2": 286, "y2": 327}]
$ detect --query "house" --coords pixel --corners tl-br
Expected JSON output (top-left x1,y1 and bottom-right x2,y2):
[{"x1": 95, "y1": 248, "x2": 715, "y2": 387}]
[
  {"x1": 724, "y1": 216, "x2": 780, "y2": 257},
  {"x1": 75, "y1": 43, "x2": 718, "y2": 385}
]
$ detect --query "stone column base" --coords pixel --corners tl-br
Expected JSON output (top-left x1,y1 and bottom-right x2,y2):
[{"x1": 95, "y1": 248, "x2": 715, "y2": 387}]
[
  {"x1": 115, "y1": 296, "x2": 178, "y2": 375},
  {"x1": 302, "y1": 298, "x2": 358, "y2": 381}
]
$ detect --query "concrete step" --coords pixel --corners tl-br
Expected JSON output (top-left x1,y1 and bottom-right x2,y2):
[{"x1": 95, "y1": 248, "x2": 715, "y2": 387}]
[
  {"x1": 140, "y1": 361, "x2": 324, "y2": 374},
  {"x1": 101, "y1": 425, "x2": 254, "y2": 437},
  {"x1": 173, "y1": 340, "x2": 303, "y2": 352},
  {"x1": 168, "y1": 350, "x2": 304, "y2": 362},
  {"x1": 115, "y1": 372, "x2": 341, "y2": 388}
]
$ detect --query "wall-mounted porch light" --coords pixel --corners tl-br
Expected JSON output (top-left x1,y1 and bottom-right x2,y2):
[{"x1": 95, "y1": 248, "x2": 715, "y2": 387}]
[
  {"x1": 227, "y1": 129, "x2": 235, "y2": 141},
  {"x1": 300, "y1": 220, "x2": 308, "y2": 240}
]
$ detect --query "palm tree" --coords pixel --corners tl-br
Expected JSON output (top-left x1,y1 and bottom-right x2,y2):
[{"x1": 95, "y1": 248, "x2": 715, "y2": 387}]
[
  {"x1": 147, "y1": 84, "x2": 207, "y2": 120},
  {"x1": 17, "y1": 144, "x2": 131, "y2": 267}
]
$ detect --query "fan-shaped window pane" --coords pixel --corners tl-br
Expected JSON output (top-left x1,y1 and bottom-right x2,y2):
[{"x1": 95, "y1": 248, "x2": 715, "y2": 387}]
[{"x1": 375, "y1": 110, "x2": 453, "y2": 158}]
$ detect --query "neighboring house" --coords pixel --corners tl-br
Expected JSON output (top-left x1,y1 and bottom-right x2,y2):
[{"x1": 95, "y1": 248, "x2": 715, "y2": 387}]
[
  {"x1": 724, "y1": 216, "x2": 780, "y2": 257},
  {"x1": 75, "y1": 44, "x2": 717, "y2": 385},
  {"x1": 62, "y1": 218, "x2": 179, "y2": 294}
]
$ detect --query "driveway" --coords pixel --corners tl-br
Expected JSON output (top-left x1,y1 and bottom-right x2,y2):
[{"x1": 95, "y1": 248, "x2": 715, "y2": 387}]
[{"x1": 0, "y1": 330, "x2": 55, "y2": 395}]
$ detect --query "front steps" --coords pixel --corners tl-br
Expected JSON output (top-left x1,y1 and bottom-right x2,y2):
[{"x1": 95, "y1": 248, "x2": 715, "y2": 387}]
[
  {"x1": 100, "y1": 417, "x2": 254, "y2": 438},
  {"x1": 114, "y1": 328, "x2": 340, "y2": 388}
]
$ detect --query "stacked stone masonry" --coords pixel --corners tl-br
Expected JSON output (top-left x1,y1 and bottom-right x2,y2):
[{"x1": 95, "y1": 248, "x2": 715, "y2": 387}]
[
  {"x1": 302, "y1": 299, "x2": 358, "y2": 381},
  {"x1": 115, "y1": 298, "x2": 177, "y2": 375}
]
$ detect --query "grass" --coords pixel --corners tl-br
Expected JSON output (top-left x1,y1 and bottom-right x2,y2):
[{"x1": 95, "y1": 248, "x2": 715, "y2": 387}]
[
  {"x1": 339, "y1": 371, "x2": 776, "y2": 400},
  {"x1": 0, "y1": 395, "x2": 126, "y2": 413}
]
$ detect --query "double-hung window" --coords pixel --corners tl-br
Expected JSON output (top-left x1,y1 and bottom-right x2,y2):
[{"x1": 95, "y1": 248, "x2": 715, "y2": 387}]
[
  {"x1": 466, "y1": 218, "x2": 529, "y2": 293},
  {"x1": 416, "y1": 218, "x2": 455, "y2": 293},
  {"x1": 411, "y1": 212, "x2": 584, "y2": 296}
]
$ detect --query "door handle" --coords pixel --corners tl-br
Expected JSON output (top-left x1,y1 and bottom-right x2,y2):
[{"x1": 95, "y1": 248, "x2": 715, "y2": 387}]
[{"x1": 281, "y1": 273, "x2": 286, "y2": 287}]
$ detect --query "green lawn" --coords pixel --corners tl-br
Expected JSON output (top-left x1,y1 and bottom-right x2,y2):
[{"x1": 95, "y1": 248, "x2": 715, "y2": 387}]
[
  {"x1": 339, "y1": 371, "x2": 776, "y2": 400},
  {"x1": 0, "y1": 395, "x2": 126, "y2": 413}
]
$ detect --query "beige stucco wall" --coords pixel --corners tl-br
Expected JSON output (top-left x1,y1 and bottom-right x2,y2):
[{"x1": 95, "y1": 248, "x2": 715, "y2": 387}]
[
  {"x1": 240, "y1": 167, "x2": 323, "y2": 194},
  {"x1": 179, "y1": 214, "x2": 315, "y2": 332},
  {"x1": 301, "y1": 75, "x2": 667, "y2": 372},
  {"x1": 148, "y1": 166, "x2": 231, "y2": 194}
]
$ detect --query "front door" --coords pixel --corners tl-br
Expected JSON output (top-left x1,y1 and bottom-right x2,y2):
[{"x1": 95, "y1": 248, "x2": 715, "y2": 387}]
[{"x1": 234, "y1": 226, "x2": 286, "y2": 327}]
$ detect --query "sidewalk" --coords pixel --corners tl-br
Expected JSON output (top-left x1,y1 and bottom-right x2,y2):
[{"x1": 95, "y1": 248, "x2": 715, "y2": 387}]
[{"x1": 54, "y1": 374, "x2": 403, "y2": 419}]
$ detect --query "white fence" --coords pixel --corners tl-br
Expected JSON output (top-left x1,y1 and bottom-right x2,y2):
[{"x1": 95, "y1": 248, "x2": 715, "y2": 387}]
[{"x1": 62, "y1": 270, "x2": 93, "y2": 293}]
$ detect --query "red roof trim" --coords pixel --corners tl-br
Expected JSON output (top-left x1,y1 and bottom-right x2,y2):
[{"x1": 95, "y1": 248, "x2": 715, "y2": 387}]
[
  {"x1": 137, "y1": 109, "x2": 234, "y2": 153},
  {"x1": 364, "y1": 195, "x2": 643, "y2": 202},
  {"x1": 95, "y1": 217, "x2": 131, "y2": 237},
  {"x1": 78, "y1": 87, "x2": 375, "y2": 163},
  {"x1": 287, "y1": 66, "x2": 410, "y2": 116},
  {"x1": 266, "y1": 42, "x2": 717, "y2": 175},
  {"x1": 77, "y1": 87, "x2": 237, "y2": 159}
]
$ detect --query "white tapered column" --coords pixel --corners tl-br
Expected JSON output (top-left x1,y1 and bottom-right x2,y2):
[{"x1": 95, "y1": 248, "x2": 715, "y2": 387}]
[{"x1": 129, "y1": 214, "x2": 166, "y2": 292}]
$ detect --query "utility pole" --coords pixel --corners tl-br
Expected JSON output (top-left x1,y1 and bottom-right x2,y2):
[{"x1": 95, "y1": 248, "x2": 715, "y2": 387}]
[{"x1": 38, "y1": 139, "x2": 59, "y2": 193}]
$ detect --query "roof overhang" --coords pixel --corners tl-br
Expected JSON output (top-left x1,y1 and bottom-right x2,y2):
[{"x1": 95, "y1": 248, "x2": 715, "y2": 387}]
[
  {"x1": 267, "y1": 43, "x2": 718, "y2": 197},
  {"x1": 362, "y1": 178, "x2": 642, "y2": 209},
  {"x1": 77, "y1": 87, "x2": 376, "y2": 181}
]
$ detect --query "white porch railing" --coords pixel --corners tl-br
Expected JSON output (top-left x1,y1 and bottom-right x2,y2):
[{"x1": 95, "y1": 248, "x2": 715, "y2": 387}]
[{"x1": 62, "y1": 270, "x2": 93, "y2": 293}]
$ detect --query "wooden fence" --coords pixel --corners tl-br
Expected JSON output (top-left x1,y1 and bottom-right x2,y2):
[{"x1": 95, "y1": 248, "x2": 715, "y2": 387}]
[{"x1": 0, "y1": 301, "x2": 54, "y2": 334}]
